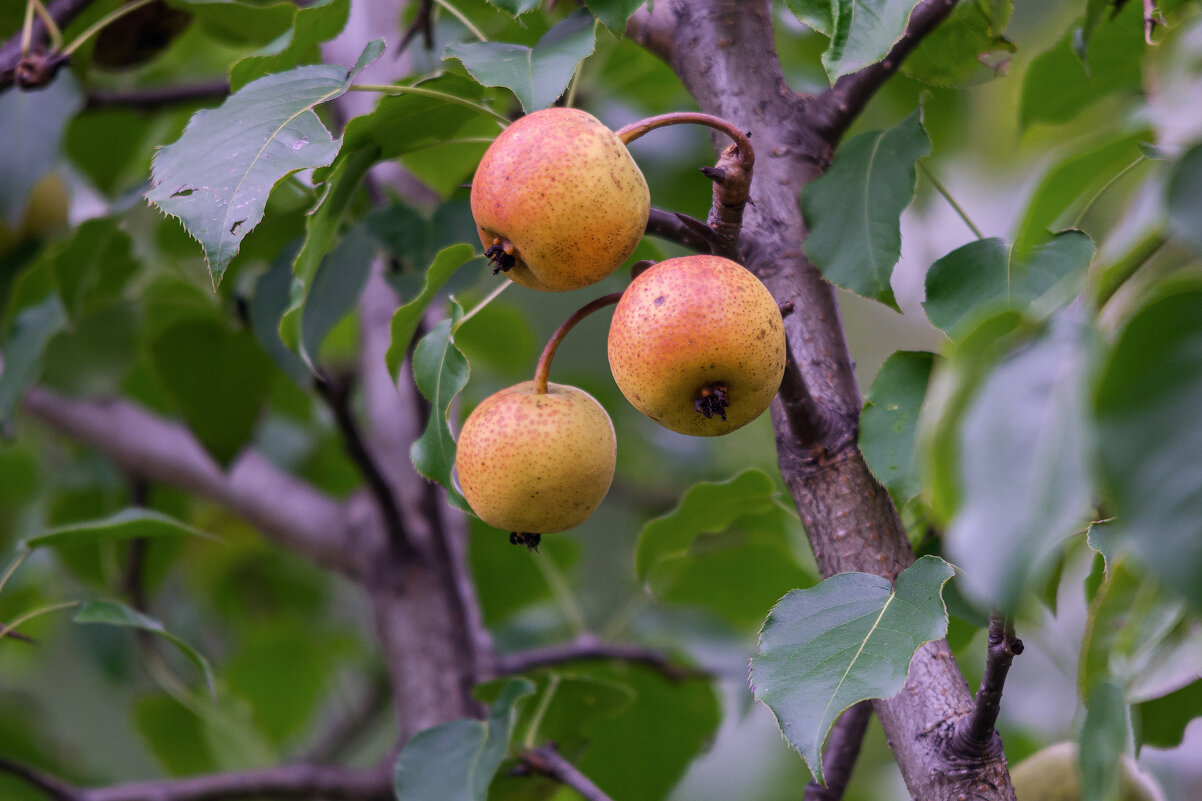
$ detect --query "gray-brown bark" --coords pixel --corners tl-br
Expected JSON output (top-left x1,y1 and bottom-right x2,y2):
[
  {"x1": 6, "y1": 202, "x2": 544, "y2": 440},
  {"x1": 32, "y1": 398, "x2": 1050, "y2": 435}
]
[{"x1": 630, "y1": 1, "x2": 1015, "y2": 798}]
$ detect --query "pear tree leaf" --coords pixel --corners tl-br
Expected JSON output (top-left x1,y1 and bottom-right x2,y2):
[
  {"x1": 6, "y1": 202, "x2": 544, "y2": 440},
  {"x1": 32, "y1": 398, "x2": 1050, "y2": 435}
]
[
  {"x1": 298, "y1": 228, "x2": 376, "y2": 370},
  {"x1": 785, "y1": 0, "x2": 925, "y2": 83},
  {"x1": 393, "y1": 678, "x2": 535, "y2": 801},
  {"x1": 411, "y1": 303, "x2": 471, "y2": 511},
  {"x1": 146, "y1": 41, "x2": 383, "y2": 287},
  {"x1": 292, "y1": 146, "x2": 377, "y2": 286},
  {"x1": 385, "y1": 244, "x2": 478, "y2": 381},
  {"x1": 860, "y1": 351, "x2": 935, "y2": 505},
  {"x1": 1079, "y1": 680, "x2": 1128, "y2": 801},
  {"x1": 923, "y1": 231, "x2": 1094, "y2": 338},
  {"x1": 1167, "y1": 144, "x2": 1202, "y2": 257},
  {"x1": 1086, "y1": 520, "x2": 1122, "y2": 575},
  {"x1": 73, "y1": 600, "x2": 216, "y2": 699},
  {"x1": 752, "y1": 555, "x2": 954, "y2": 786},
  {"x1": 945, "y1": 312, "x2": 1093, "y2": 612},
  {"x1": 21, "y1": 508, "x2": 215, "y2": 550},
  {"x1": 164, "y1": 0, "x2": 295, "y2": 46},
  {"x1": 0, "y1": 293, "x2": 67, "y2": 429},
  {"x1": 1094, "y1": 280, "x2": 1202, "y2": 610},
  {"x1": 902, "y1": 0, "x2": 1015, "y2": 87},
  {"x1": 1136, "y1": 679, "x2": 1202, "y2": 749},
  {"x1": 583, "y1": 0, "x2": 646, "y2": 32},
  {"x1": 445, "y1": 10, "x2": 596, "y2": 112},
  {"x1": 801, "y1": 110, "x2": 930, "y2": 310},
  {"x1": 229, "y1": 0, "x2": 351, "y2": 91},
  {"x1": 250, "y1": 253, "x2": 310, "y2": 387}
]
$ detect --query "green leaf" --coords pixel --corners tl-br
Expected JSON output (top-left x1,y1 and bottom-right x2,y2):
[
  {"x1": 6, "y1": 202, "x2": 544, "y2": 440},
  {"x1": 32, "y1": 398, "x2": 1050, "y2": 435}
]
[
  {"x1": 1080, "y1": 680, "x2": 1128, "y2": 801},
  {"x1": 860, "y1": 351, "x2": 935, "y2": 505},
  {"x1": 1013, "y1": 132, "x2": 1147, "y2": 255},
  {"x1": 786, "y1": 0, "x2": 925, "y2": 83},
  {"x1": 385, "y1": 243, "x2": 478, "y2": 381},
  {"x1": 149, "y1": 319, "x2": 275, "y2": 466},
  {"x1": 73, "y1": 599, "x2": 216, "y2": 699},
  {"x1": 1166, "y1": 144, "x2": 1202, "y2": 257},
  {"x1": 250, "y1": 253, "x2": 310, "y2": 387},
  {"x1": 484, "y1": 0, "x2": 541, "y2": 15},
  {"x1": 21, "y1": 508, "x2": 214, "y2": 550},
  {"x1": 229, "y1": 0, "x2": 351, "y2": 91},
  {"x1": 445, "y1": 10, "x2": 596, "y2": 112},
  {"x1": 945, "y1": 313, "x2": 1093, "y2": 612},
  {"x1": 801, "y1": 110, "x2": 930, "y2": 310},
  {"x1": 923, "y1": 231, "x2": 1094, "y2": 338},
  {"x1": 292, "y1": 146, "x2": 377, "y2": 286},
  {"x1": 299, "y1": 228, "x2": 376, "y2": 370},
  {"x1": 393, "y1": 678, "x2": 535, "y2": 801},
  {"x1": 1094, "y1": 280, "x2": 1202, "y2": 609},
  {"x1": 1019, "y1": 2, "x2": 1143, "y2": 129},
  {"x1": 146, "y1": 42, "x2": 383, "y2": 286},
  {"x1": 0, "y1": 73, "x2": 82, "y2": 227},
  {"x1": 584, "y1": 0, "x2": 645, "y2": 32},
  {"x1": 752, "y1": 555, "x2": 954, "y2": 785},
  {"x1": 0, "y1": 293, "x2": 67, "y2": 428},
  {"x1": 135, "y1": 693, "x2": 218, "y2": 776},
  {"x1": 1086, "y1": 519, "x2": 1121, "y2": 574},
  {"x1": 164, "y1": 0, "x2": 295, "y2": 46},
  {"x1": 1136, "y1": 679, "x2": 1202, "y2": 749},
  {"x1": 411, "y1": 305, "x2": 471, "y2": 510},
  {"x1": 43, "y1": 218, "x2": 138, "y2": 323},
  {"x1": 902, "y1": 0, "x2": 1015, "y2": 87}
]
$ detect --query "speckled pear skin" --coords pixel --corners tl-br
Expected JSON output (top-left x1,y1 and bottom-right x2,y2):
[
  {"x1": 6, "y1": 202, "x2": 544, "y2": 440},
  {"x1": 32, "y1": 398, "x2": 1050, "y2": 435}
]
[
  {"x1": 608, "y1": 255, "x2": 786, "y2": 436},
  {"x1": 470, "y1": 107, "x2": 650, "y2": 292},
  {"x1": 456, "y1": 381, "x2": 616, "y2": 534}
]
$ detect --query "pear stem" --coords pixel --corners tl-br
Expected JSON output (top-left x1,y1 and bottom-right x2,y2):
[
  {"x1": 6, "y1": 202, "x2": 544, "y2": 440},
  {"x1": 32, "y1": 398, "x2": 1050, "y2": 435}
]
[
  {"x1": 616, "y1": 112, "x2": 754, "y2": 171},
  {"x1": 533, "y1": 292, "x2": 624, "y2": 395}
]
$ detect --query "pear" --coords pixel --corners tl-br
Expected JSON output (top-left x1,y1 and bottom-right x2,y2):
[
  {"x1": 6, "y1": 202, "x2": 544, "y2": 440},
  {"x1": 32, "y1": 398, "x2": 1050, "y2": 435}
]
[
  {"x1": 471, "y1": 107, "x2": 650, "y2": 292},
  {"x1": 607, "y1": 255, "x2": 786, "y2": 436},
  {"x1": 456, "y1": 381, "x2": 616, "y2": 538},
  {"x1": 1010, "y1": 742, "x2": 1166, "y2": 801}
]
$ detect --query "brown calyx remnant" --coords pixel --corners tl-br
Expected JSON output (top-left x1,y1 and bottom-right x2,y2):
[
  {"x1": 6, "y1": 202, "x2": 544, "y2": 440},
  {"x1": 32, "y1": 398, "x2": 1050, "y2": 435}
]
[
  {"x1": 694, "y1": 383, "x2": 730, "y2": 421},
  {"x1": 509, "y1": 532, "x2": 542, "y2": 551},
  {"x1": 485, "y1": 238, "x2": 517, "y2": 274}
]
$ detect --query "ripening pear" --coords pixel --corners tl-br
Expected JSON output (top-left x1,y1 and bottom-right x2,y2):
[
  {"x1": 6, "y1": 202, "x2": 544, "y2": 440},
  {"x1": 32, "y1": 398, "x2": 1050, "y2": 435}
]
[
  {"x1": 471, "y1": 107, "x2": 650, "y2": 292},
  {"x1": 608, "y1": 255, "x2": 786, "y2": 436},
  {"x1": 1010, "y1": 742, "x2": 1166, "y2": 801},
  {"x1": 456, "y1": 381, "x2": 616, "y2": 538}
]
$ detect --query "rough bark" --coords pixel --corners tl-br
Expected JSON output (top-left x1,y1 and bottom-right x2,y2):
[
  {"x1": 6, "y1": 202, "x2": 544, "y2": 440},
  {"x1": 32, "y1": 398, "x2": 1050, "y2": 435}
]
[{"x1": 630, "y1": 2, "x2": 1014, "y2": 798}]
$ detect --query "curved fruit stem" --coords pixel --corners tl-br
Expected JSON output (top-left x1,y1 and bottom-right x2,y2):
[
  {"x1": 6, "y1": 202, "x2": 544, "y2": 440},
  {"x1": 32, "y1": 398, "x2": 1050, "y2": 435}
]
[
  {"x1": 615, "y1": 112, "x2": 754, "y2": 172},
  {"x1": 533, "y1": 292, "x2": 624, "y2": 395}
]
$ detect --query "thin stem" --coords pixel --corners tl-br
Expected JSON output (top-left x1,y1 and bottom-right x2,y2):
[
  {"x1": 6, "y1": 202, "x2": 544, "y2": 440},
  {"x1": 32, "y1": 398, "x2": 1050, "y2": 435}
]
[
  {"x1": 60, "y1": 0, "x2": 156, "y2": 57},
  {"x1": 1073, "y1": 155, "x2": 1146, "y2": 229},
  {"x1": 433, "y1": 0, "x2": 488, "y2": 42},
  {"x1": 30, "y1": 0, "x2": 63, "y2": 51},
  {"x1": 457, "y1": 277, "x2": 511, "y2": 326},
  {"x1": 522, "y1": 674, "x2": 560, "y2": 750},
  {"x1": 616, "y1": 112, "x2": 753, "y2": 171},
  {"x1": 0, "y1": 600, "x2": 79, "y2": 643},
  {"x1": 496, "y1": 636, "x2": 707, "y2": 682},
  {"x1": 531, "y1": 552, "x2": 587, "y2": 637},
  {"x1": 533, "y1": 292, "x2": 623, "y2": 394},
  {"x1": 1094, "y1": 229, "x2": 1167, "y2": 308},
  {"x1": 951, "y1": 612, "x2": 1023, "y2": 758},
  {"x1": 0, "y1": 549, "x2": 30, "y2": 597},
  {"x1": 19, "y1": 1, "x2": 34, "y2": 56},
  {"x1": 519, "y1": 746, "x2": 615, "y2": 801},
  {"x1": 350, "y1": 83, "x2": 509, "y2": 127},
  {"x1": 918, "y1": 160, "x2": 984, "y2": 240}
]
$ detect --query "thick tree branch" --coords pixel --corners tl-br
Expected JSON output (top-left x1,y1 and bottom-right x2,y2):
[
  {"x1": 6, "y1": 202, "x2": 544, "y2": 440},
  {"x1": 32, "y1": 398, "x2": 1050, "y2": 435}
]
[
  {"x1": 0, "y1": 0, "x2": 91, "y2": 91},
  {"x1": 22, "y1": 388, "x2": 358, "y2": 577},
  {"x1": 951, "y1": 613, "x2": 1023, "y2": 758},
  {"x1": 494, "y1": 635, "x2": 707, "y2": 682},
  {"x1": 804, "y1": 701, "x2": 873, "y2": 801},
  {"x1": 518, "y1": 746, "x2": 614, "y2": 801},
  {"x1": 0, "y1": 758, "x2": 392, "y2": 801},
  {"x1": 809, "y1": 0, "x2": 959, "y2": 141}
]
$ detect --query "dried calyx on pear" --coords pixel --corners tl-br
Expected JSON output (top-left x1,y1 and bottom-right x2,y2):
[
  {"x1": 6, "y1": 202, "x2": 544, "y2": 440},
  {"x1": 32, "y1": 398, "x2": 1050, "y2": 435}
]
[
  {"x1": 470, "y1": 107, "x2": 650, "y2": 292},
  {"x1": 607, "y1": 255, "x2": 786, "y2": 436}
]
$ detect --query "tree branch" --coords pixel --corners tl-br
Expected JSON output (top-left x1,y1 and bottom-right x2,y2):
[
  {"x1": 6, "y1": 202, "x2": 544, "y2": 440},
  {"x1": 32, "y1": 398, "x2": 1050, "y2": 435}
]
[
  {"x1": 0, "y1": 0, "x2": 91, "y2": 91},
  {"x1": 809, "y1": 0, "x2": 959, "y2": 142},
  {"x1": 494, "y1": 635, "x2": 707, "y2": 682},
  {"x1": 85, "y1": 80, "x2": 229, "y2": 109},
  {"x1": 0, "y1": 758, "x2": 392, "y2": 801},
  {"x1": 951, "y1": 613, "x2": 1023, "y2": 758},
  {"x1": 22, "y1": 388, "x2": 359, "y2": 577},
  {"x1": 518, "y1": 746, "x2": 615, "y2": 801},
  {"x1": 645, "y1": 207, "x2": 718, "y2": 253},
  {"x1": 803, "y1": 701, "x2": 872, "y2": 801}
]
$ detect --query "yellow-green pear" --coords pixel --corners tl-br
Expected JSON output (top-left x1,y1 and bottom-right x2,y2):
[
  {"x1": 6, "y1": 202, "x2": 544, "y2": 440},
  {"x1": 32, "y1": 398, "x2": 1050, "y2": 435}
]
[
  {"x1": 456, "y1": 381, "x2": 616, "y2": 537},
  {"x1": 1010, "y1": 742, "x2": 1166, "y2": 801},
  {"x1": 607, "y1": 255, "x2": 786, "y2": 436},
  {"x1": 470, "y1": 107, "x2": 650, "y2": 292}
]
